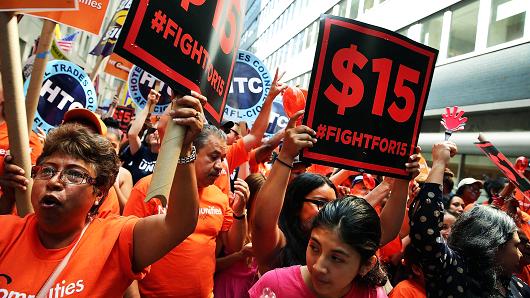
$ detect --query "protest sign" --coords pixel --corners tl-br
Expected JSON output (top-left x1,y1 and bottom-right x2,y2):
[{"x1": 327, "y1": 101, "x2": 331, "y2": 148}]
[
  {"x1": 113, "y1": 105, "x2": 135, "y2": 134},
  {"x1": 105, "y1": 53, "x2": 133, "y2": 81},
  {"x1": 476, "y1": 135, "x2": 530, "y2": 200},
  {"x1": 301, "y1": 15, "x2": 438, "y2": 179},
  {"x1": 91, "y1": 0, "x2": 131, "y2": 57},
  {"x1": 0, "y1": 0, "x2": 77, "y2": 12},
  {"x1": 24, "y1": 60, "x2": 97, "y2": 133},
  {"x1": 115, "y1": 0, "x2": 245, "y2": 125},
  {"x1": 223, "y1": 50, "x2": 283, "y2": 137},
  {"x1": 29, "y1": 0, "x2": 110, "y2": 35},
  {"x1": 128, "y1": 65, "x2": 172, "y2": 115}
]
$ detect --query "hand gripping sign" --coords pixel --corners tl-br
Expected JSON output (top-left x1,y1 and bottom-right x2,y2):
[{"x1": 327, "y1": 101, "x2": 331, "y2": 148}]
[
  {"x1": 115, "y1": 0, "x2": 245, "y2": 125},
  {"x1": 301, "y1": 15, "x2": 438, "y2": 179},
  {"x1": 24, "y1": 60, "x2": 97, "y2": 133}
]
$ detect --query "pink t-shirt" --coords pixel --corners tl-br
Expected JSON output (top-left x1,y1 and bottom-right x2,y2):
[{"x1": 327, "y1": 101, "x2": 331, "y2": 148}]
[{"x1": 248, "y1": 265, "x2": 387, "y2": 298}]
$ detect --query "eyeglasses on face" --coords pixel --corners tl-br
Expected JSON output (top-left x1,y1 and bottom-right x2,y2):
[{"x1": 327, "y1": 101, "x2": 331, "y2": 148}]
[
  {"x1": 303, "y1": 198, "x2": 328, "y2": 210},
  {"x1": 230, "y1": 128, "x2": 240, "y2": 137},
  {"x1": 31, "y1": 165, "x2": 97, "y2": 185}
]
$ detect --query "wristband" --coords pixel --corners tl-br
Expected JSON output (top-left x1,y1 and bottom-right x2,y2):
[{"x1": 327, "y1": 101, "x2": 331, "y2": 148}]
[
  {"x1": 233, "y1": 210, "x2": 247, "y2": 220},
  {"x1": 178, "y1": 146, "x2": 196, "y2": 164},
  {"x1": 275, "y1": 157, "x2": 293, "y2": 169}
]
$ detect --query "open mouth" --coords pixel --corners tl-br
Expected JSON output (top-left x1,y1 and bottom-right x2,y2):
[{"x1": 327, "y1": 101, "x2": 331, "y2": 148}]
[{"x1": 40, "y1": 195, "x2": 61, "y2": 208}]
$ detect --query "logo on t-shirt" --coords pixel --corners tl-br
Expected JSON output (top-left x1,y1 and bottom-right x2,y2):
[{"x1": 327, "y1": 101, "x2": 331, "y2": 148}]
[
  {"x1": 0, "y1": 279, "x2": 85, "y2": 298},
  {"x1": 0, "y1": 273, "x2": 12, "y2": 284}
]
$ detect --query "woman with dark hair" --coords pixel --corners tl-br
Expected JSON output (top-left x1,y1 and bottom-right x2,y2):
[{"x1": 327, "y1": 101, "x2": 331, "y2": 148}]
[
  {"x1": 278, "y1": 172, "x2": 338, "y2": 266},
  {"x1": 249, "y1": 196, "x2": 387, "y2": 297},
  {"x1": 444, "y1": 195, "x2": 465, "y2": 217},
  {"x1": 251, "y1": 111, "x2": 420, "y2": 274},
  {"x1": 409, "y1": 141, "x2": 530, "y2": 297}
]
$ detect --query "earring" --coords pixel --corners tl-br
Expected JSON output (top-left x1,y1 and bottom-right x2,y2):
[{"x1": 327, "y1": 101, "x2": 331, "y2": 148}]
[{"x1": 94, "y1": 200, "x2": 100, "y2": 206}]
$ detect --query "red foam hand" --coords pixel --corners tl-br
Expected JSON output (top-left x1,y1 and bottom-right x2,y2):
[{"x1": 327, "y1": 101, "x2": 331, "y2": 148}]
[
  {"x1": 363, "y1": 173, "x2": 376, "y2": 189},
  {"x1": 441, "y1": 106, "x2": 467, "y2": 132},
  {"x1": 282, "y1": 86, "x2": 307, "y2": 119}
]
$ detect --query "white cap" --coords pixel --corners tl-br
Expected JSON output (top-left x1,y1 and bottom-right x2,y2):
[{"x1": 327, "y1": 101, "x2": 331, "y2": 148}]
[{"x1": 457, "y1": 177, "x2": 483, "y2": 189}]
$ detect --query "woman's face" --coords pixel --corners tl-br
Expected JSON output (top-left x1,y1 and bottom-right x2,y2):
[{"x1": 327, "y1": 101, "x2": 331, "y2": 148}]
[
  {"x1": 462, "y1": 183, "x2": 482, "y2": 203},
  {"x1": 106, "y1": 132, "x2": 120, "y2": 155},
  {"x1": 497, "y1": 231, "x2": 523, "y2": 277},
  {"x1": 147, "y1": 130, "x2": 161, "y2": 151},
  {"x1": 441, "y1": 213, "x2": 456, "y2": 240},
  {"x1": 299, "y1": 184, "x2": 336, "y2": 230},
  {"x1": 306, "y1": 227, "x2": 370, "y2": 297},
  {"x1": 448, "y1": 196, "x2": 465, "y2": 215},
  {"x1": 31, "y1": 153, "x2": 100, "y2": 232}
]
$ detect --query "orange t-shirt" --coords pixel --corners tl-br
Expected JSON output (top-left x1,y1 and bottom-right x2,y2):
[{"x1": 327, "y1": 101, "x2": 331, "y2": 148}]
[
  {"x1": 389, "y1": 279, "x2": 426, "y2": 298},
  {"x1": 0, "y1": 214, "x2": 148, "y2": 297},
  {"x1": 123, "y1": 175, "x2": 234, "y2": 297},
  {"x1": 98, "y1": 187, "x2": 120, "y2": 218},
  {"x1": 214, "y1": 138, "x2": 249, "y2": 195},
  {"x1": 248, "y1": 149, "x2": 270, "y2": 176}
]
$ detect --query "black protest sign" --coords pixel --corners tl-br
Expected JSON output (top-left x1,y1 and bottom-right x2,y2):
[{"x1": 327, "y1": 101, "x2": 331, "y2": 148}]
[
  {"x1": 301, "y1": 15, "x2": 438, "y2": 178},
  {"x1": 475, "y1": 141, "x2": 530, "y2": 199},
  {"x1": 114, "y1": 0, "x2": 245, "y2": 125},
  {"x1": 113, "y1": 105, "x2": 135, "y2": 134}
]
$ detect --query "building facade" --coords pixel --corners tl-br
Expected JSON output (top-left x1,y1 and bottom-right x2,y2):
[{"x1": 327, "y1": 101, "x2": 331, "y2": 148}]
[{"x1": 241, "y1": 0, "x2": 530, "y2": 181}]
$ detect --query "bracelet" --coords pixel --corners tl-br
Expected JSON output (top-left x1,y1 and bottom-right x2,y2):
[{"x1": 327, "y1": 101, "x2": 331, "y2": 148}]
[
  {"x1": 275, "y1": 157, "x2": 293, "y2": 169},
  {"x1": 233, "y1": 210, "x2": 247, "y2": 220},
  {"x1": 178, "y1": 146, "x2": 197, "y2": 164}
]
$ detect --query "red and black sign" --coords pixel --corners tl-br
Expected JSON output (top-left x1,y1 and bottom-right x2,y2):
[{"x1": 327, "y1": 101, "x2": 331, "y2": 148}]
[
  {"x1": 113, "y1": 105, "x2": 135, "y2": 134},
  {"x1": 475, "y1": 141, "x2": 530, "y2": 199},
  {"x1": 114, "y1": 0, "x2": 245, "y2": 125},
  {"x1": 301, "y1": 15, "x2": 438, "y2": 179}
]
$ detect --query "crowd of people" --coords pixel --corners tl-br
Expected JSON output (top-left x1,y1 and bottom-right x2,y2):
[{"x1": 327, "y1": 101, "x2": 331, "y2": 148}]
[{"x1": 1, "y1": 71, "x2": 530, "y2": 298}]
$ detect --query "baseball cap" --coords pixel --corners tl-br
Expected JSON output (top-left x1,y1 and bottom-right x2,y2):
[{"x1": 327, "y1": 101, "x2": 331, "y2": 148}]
[
  {"x1": 220, "y1": 120, "x2": 235, "y2": 134},
  {"x1": 457, "y1": 177, "x2": 483, "y2": 189},
  {"x1": 63, "y1": 108, "x2": 107, "y2": 136}
]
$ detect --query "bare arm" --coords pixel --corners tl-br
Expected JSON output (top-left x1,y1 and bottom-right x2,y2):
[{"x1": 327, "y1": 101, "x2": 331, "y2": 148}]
[
  {"x1": 131, "y1": 92, "x2": 204, "y2": 271},
  {"x1": 250, "y1": 111, "x2": 316, "y2": 273},
  {"x1": 329, "y1": 169, "x2": 359, "y2": 188},
  {"x1": 242, "y1": 69, "x2": 287, "y2": 151},
  {"x1": 127, "y1": 90, "x2": 159, "y2": 155},
  {"x1": 378, "y1": 149, "x2": 420, "y2": 246},
  {"x1": 114, "y1": 167, "x2": 133, "y2": 214},
  {"x1": 363, "y1": 178, "x2": 393, "y2": 207},
  {"x1": 222, "y1": 179, "x2": 250, "y2": 254}
]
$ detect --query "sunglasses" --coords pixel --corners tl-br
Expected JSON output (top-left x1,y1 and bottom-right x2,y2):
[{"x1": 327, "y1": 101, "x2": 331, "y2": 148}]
[{"x1": 303, "y1": 198, "x2": 328, "y2": 210}]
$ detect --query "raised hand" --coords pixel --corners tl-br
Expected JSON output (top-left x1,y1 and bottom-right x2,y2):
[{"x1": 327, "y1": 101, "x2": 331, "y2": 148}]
[
  {"x1": 279, "y1": 110, "x2": 317, "y2": 160},
  {"x1": 266, "y1": 68, "x2": 288, "y2": 102},
  {"x1": 169, "y1": 90, "x2": 206, "y2": 148}
]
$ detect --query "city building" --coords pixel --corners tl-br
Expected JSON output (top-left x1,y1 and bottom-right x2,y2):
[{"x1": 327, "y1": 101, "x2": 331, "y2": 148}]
[{"x1": 241, "y1": 0, "x2": 530, "y2": 180}]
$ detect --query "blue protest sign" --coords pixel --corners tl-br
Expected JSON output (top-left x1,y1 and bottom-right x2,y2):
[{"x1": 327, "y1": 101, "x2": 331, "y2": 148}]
[
  {"x1": 128, "y1": 65, "x2": 172, "y2": 115},
  {"x1": 24, "y1": 60, "x2": 97, "y2": 133},
  {"x1": 224, "y1": 50, "x2": 286, "y2": 136}
]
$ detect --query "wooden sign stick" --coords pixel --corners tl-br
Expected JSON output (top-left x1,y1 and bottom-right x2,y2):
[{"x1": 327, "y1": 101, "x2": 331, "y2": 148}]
[
  {"x1": 145, "y1": 84, "x2": 186, "y2": 206},
  {"x1": 0, "y1": 12, "x2": 34, "y2": 216},
  {"x1": 25, "y1": 19, "x2": 56, "y2": 133}
]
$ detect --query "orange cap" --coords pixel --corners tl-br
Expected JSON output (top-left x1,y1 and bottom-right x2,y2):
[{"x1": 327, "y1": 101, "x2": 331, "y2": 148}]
[{"x1": 63, "y1": 108, "x2": 107, "y2": 136}]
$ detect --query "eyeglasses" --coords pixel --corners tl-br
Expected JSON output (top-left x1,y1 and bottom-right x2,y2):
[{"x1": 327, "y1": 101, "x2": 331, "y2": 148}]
[
  {"x1": 303, "y1": 198, "x2": 328, "y2": 210},
  {"x1": 31, "y1": 166, "x2": 97, "y2": 185}
]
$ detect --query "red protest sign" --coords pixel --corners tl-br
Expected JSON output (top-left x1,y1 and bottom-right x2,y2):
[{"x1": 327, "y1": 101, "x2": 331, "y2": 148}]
[
  {"x1": 114, "y1": 0, "x2": 245, "y2": 125},
  {"x1": 475, "y1": 139, "x2": 530, "y2": 200},
  {"x1": 113, "y1": 105, "x2": 135, "y2": 134},
  {"x1": 301, "y1": 15, "x2": 438, "y2": 179}
]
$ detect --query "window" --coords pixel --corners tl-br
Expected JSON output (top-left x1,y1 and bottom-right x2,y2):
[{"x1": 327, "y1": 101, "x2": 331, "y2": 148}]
[
  {"x1": 364, "y1": 0, "x2": 374, "y2": 12},
  {"x1": 487, "y1": 0, "x2": 526, "y2": 47},
  {"x1": 448, "y1": 0, "x2": 479, "y2": 58},
  {"x1": 348, "y1": 0, "x2": 360, "y2": 19},
  {"x1": 305, "y1": 24, "x2": 313, "y2": 48},
  {"x1": 420, "y1": 13, "x2": 443, "y2": 49}
]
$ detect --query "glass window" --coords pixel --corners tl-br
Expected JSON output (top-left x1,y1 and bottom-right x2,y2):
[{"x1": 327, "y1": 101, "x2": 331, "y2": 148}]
[
  {"x1": 448, "y1": 0, "x2": 479, "y2": 58},
  {"x1": 420, "y1": 13, "x2": 443, "y2": 49},
  {"x1": 364, "y1": 0, "x2": 374, "y2": 12},
  {"x1": 305, "y1": 24, "x2": 313, "y2": 48},
  {"x1": 338, "y1": 0, "x2": 348, "y2": 17},
  {"x1": 487, "y1": 0, "x2": 526, "y2": 47},
  {"x1": 348, "y1": 0, "x2": 360, "y2": 19}
]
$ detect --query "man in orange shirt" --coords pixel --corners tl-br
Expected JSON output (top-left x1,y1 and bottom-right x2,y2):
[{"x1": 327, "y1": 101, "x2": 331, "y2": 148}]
[{"x1": 124, "y1": 124, "x2": 249, "y2": 297}]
